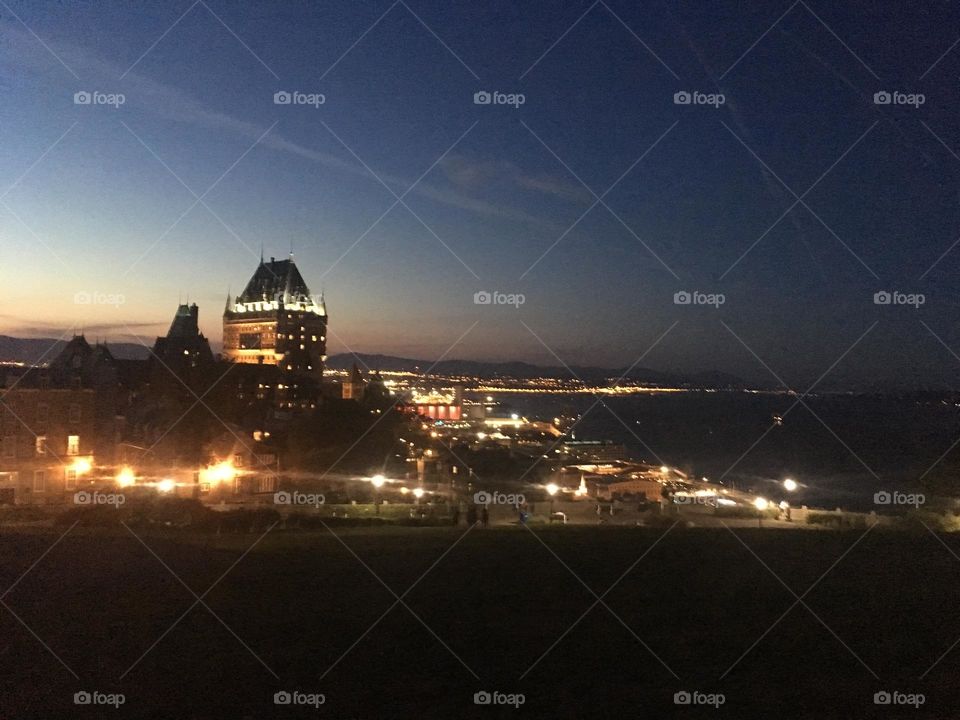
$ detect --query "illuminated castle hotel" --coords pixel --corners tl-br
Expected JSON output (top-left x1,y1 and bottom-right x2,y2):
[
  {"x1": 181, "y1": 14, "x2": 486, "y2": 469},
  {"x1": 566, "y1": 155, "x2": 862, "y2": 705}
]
[{"x1": 222, "y1": 255, "x2": 327, "y2": 377}]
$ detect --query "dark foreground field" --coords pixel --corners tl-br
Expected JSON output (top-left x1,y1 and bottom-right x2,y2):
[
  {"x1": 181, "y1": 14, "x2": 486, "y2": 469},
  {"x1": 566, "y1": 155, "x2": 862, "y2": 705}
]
[{"x1": 1, "y1": 523, "x2": 958, "y2": 718}]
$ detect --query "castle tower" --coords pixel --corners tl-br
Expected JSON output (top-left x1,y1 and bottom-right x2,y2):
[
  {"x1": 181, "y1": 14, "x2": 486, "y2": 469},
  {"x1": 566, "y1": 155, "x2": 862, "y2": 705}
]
[{"x1": 222, "y1": 256, "x2": 328, "y2": 377}]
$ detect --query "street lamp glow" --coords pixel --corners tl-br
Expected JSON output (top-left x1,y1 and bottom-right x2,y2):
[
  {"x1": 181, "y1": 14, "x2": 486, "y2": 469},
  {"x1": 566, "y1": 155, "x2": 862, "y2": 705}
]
[
  {"x1": 370, "y1": 474, "x2": 386, "y2": 488},
  {"x1": 546, "y1": 483, "x2": 559, "y2": 496},
  {"x1": 201, "y1": 461, "x2": 236, "y2": 486},
  {"x1": 753, "y1": 497, "x2": 769, "y2": 511},
  {"x1": 72, "y1": 458, "x2": 92, "y2": 475},
  {"x1": 783, "y1": 478, "x2": 798, "y2": 492},
  {"x1": 157, "y1": 478, "x2": 176, "y2": 494},
  {"x1": 116, "y1": 467, "x2": 136, "y2": 488},
  {"x1": 660, "y1": 465, "x2": 670, "y2": 474},
  {"x1": 412, "y1": 487, "x2": 424, "y2": 499}
]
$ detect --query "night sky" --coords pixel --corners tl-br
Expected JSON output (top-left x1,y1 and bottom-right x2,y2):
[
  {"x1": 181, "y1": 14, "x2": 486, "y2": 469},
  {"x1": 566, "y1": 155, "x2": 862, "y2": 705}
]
[{"x1": 3, "y1": 1, "x2": 960, "y2": 387}]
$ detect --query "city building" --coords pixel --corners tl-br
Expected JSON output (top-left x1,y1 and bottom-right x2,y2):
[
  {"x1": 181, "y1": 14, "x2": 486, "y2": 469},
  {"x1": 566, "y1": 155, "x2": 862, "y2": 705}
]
[
  {"x1": 0, "y1": 363, "x2": 96, "y2": 504},
  {"x1": 342, "y1": 363, "x2": 365, "y2": 400},
  {"x1": 559, "y1": 440, "x2": 628, "y2": 462},
  {"x1": 222, "y1": 255, "x2": 327, "y2": 378},
  {"x1": 152, "y1": 303, "x2": 214, "y2": 373}
]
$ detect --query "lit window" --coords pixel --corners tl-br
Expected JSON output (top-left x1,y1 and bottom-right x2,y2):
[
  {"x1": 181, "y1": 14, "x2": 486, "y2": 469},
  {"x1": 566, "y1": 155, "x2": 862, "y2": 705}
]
[
  {"x1": 65, "y1": 469, "x2": 77, "y2": 490},
  {"x1": 67, "y1": 435, "x2": 80, "y2": 456},
  {"x1": 35, "y1": 436, "x2": 47, "y2": 456}
]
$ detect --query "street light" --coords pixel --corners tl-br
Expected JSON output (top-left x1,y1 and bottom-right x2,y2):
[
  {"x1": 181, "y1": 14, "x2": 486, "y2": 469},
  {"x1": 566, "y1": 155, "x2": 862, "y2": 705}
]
[
  {"x1": 546, "y1": 482, "x2": 559, "y2": 514},
  {"x1": 370, "y1": 474, "x2": 386, "y2": 515},
  {"x1": 783, "y1": 478, "x2": 798, "y2": 492},
  {"x1": 157, "y1": 478, "x2": 175, "y2": 494},
  {"x1": 754, "y1": 496, "x2": 769, "y2": 528},
  {"x1": 72, "y1": 458, "x2": 92, "y2": 475},
  {"x1": 116, "y1": 467, "x2": 135, "y2": 488}
]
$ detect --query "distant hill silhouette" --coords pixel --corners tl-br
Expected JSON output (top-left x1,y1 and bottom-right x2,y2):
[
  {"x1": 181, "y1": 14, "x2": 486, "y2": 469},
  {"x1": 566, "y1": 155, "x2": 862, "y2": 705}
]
[
  {"x1": 0, "y1": 335, "x2": 150, "y2": 364},
  {"x1": 325, "y1": 352, "x2": 755, "y2": 388}
]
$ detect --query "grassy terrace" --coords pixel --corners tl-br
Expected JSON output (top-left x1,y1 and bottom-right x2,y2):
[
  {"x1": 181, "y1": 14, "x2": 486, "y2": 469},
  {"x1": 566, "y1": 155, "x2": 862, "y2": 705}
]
[{"x1": 0, "y1": 523, "x2": 957, "y2": 718}]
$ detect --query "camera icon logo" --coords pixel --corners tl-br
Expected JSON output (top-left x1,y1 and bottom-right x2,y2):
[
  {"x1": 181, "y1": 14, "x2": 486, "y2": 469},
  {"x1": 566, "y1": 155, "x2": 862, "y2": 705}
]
[
  {"x1": 474, "y1": 691, "x2": 492, "y2": 705},
  {"x1": 274, "y1": 690, "x2": 292, "y2": 705},
  {"x1": 74, "y1": 91, "x2": 91, "y2": 105},
  {"x1": 273, "y1": 491, "x2": 291, "y2": 505},
  {"x1": 474, "y1": 290, "x2": 492, "y2": 305},
  {"x1": 874, "y1": 691, "x2": 892, "y2": 705},
  {"x1": 473, "y1": 491, "x2": 491, "y2": 505},
  {"x1": 74, "y1": 491, "x2": 91, "y2": 505},
  {"x1": 74, "y1": 691, "x2": 92, "y2": 705},
  {"x1": 274, "y1": 91, "x2": 292, "y2": 105},
  {"x1": 473, "y1": 91, "x2": 492, "y2": 105},
  {"x1": 873, "y1": 290, "x2": 892, "y2": 305},
  {"x1": 873, "y1": 91, "x2": 892, "y2": 105},
  {"x1": 673, "y1": 290, "x2": 692, "y2": 305},
  {"x1": 674, "y1": 690, "x2": 692, "y2": 705},
  {"x1": 874, "y1": 491, "x2": 892, "y2": 505},
  {"x1": 673, "y1": 91, "x2": 691, "y2": 105}
]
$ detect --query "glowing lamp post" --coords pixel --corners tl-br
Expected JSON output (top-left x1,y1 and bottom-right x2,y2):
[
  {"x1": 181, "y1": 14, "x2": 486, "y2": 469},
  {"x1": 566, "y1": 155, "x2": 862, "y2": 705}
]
[
  {"x1": 116, "y1": 467, "x2": 136, "y2": 488},
  {"x1": 546, "y1": 482, "x2": 559, "y2": 514},
  {"x1": 157, "y1": 478, "x2": 176, "y2": 494},
  {"x1": 413, "y1": 487, "x2": 424, "y2": 506},
  {"x1": 370, "y1": 474, "x2": 386, "y2": 514},
  {"x1": 754, "y1": 496, "x2": 768, "y2": 527},
  {"x1": 72, "y1": 458, "x2": 92, "y2": 475},
  {"x1": 783, "y1": 478, "x2": 798, "y2": 493}
]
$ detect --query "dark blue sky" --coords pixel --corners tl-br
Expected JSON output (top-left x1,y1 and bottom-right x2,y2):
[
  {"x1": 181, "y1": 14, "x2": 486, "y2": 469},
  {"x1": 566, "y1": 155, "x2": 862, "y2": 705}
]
[{"x1": 2, "y1": 0, "x2": 960, "y2": 387}]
